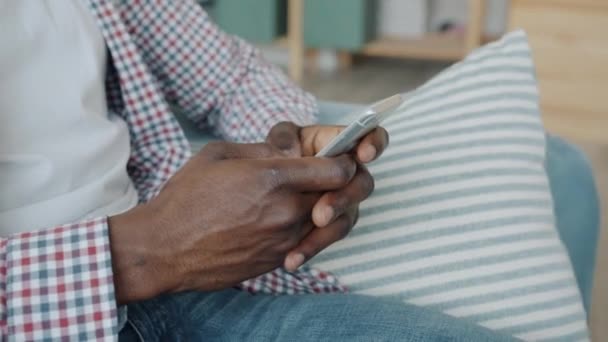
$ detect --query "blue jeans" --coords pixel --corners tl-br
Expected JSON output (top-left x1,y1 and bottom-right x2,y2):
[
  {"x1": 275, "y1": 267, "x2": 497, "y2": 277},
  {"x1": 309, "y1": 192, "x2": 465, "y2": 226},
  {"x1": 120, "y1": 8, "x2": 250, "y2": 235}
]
[{"x1": 119, "y1": 289, "x2": 515, "y2": 341}]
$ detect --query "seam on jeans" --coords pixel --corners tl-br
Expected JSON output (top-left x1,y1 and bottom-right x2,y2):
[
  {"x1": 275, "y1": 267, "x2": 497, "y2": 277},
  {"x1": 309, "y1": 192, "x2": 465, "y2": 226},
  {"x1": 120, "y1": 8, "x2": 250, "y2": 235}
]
[{"x1": 127, "y1": 320, "x2": 146, "y2": 342}]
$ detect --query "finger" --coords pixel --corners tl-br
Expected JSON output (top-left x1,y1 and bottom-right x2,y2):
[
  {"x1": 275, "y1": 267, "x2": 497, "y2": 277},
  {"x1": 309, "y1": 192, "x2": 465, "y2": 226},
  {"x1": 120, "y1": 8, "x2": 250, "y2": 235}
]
[
  {"x1": 300, "y1": 125, "x2": 343, "y2": 156},
  {"x1": 291, "y1": 193, "x2": 320, "y2": 241},
  {"x1": 284, "y1": 214, "x2": 354, "y2": 271},
  {"x1": 356, "y1": 127, "x2": 389, "y2": 163},
  {"x1": 266, "y1": 122, "x2": 302, "y2": 157},
  {"x1": 312, "y1": 165, "x2": 374, "y2": 227},
  {"x1": 296, "y1": 192, "x2": 323, "y2": 228},
  {"x1": 261, "y1": 154, "x2": 357, "y2": 192},
  {"x1": 200, "y1": 142, "x2": 277, "y2": 161},
  {"x1": 294, "y1": 221, "x2": 315, "y2": 244},
  {"x1": 299, "y1": 192, "x2": 323, "y2": 211}
]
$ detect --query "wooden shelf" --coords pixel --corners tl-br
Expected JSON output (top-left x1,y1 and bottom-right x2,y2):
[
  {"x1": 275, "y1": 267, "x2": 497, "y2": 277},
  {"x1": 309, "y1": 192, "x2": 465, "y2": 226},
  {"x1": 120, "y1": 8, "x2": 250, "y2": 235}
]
[
  {"x1": 257, "y1": 36, "x2": 289, "y2": 49},
  {"x1": 274, "y1": 36, "x2": 289, "y2": 47},
  {"x1": 285, "y1": 0, "x2": 487, "y2": 82},
  {"x1": 361, "y1": 34, "x2": 466, "y2": 61}
]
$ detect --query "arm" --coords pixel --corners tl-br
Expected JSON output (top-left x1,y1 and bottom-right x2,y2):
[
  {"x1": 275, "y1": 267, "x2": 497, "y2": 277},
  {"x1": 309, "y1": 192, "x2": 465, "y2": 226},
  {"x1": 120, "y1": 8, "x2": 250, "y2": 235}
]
[
  {"x1": 0, "y1": 140, "x2": 364, "y2": 340},
  {"x1": 0, "y1": 218, "x2": 117, "y2": 340},
  {"x1": 117, "y1": 0, "x2": 317, "y2": 143}
]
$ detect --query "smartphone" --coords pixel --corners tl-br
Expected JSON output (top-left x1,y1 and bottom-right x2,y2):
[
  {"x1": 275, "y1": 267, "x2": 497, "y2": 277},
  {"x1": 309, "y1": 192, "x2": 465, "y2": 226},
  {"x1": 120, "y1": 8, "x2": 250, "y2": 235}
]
[{"x1": 315, "y1": 94, "x2": 405, "y2": 158}]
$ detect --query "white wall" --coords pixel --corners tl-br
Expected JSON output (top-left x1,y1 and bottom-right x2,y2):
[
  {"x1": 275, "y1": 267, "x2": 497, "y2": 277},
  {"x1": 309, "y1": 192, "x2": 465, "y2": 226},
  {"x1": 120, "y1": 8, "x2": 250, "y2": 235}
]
[
  {"x1": 429, "y1": 0, "x2": 509, "y2": 36},
  {"x1": 378, "y1": 0, "x2": 510, "y2": 38},
  {"x1": 378, "y1": 0, "x2": 428, "y2": 37}
]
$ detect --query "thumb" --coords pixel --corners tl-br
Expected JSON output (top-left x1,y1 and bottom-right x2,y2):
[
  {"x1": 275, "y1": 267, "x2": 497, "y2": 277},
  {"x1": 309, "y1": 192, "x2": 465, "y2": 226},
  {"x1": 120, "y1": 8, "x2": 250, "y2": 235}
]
[
  {"x1": 300, "y1": 125, "x2": 344, "y2": 156},
  {"x1": 266, "y1": 122, "x2": 302, "y2": 157}
]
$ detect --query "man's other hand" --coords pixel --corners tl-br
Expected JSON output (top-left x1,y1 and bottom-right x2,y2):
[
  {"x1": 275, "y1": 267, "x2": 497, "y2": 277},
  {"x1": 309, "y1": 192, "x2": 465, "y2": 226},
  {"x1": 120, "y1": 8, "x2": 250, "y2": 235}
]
[{"x1": 266, "y1": 122, "x2": 389, "y2": 271}]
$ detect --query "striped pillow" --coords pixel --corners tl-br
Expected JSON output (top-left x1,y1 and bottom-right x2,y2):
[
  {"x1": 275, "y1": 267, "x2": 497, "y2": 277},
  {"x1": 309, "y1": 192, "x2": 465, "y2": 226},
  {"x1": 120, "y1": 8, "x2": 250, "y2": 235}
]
[{"x1": 309, "y1": 31, "x2": 589, "y2": 341}]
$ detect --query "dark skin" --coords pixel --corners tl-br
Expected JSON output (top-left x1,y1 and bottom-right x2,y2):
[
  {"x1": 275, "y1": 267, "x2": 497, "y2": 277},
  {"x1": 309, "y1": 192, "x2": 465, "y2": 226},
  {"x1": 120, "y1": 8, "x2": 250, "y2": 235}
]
[
  {"x1": 266, "y1": 122, "x2": 389, "y2": 270},
  {"x1": 108, "y1": 123, "x2": 388, "y2": 304}
]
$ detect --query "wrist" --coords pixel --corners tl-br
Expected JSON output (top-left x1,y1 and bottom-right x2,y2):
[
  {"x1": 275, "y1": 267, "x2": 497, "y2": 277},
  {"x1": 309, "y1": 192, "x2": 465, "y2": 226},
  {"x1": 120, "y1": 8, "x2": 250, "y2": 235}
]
[{"x1": 108, "y1": 204, "x2": 173, "y2": 304}]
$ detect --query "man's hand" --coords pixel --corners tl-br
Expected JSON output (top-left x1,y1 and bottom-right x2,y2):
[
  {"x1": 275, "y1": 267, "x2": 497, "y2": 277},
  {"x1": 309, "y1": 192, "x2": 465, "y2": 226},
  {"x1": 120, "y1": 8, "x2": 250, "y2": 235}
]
[
  {"x1": 266, "y1": 122, "x2": 389, "y2": 271},
  {"x1": 108, "y1": 142, "x2": 356, "y2": 304}
]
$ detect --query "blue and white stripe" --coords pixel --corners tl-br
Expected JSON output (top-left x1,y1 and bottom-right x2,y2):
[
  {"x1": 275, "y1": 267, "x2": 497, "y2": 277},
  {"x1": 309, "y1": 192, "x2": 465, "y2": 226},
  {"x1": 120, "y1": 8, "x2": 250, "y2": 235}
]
[{"x1": 309, "y1": 31, "x2": 588, "y2": 341}]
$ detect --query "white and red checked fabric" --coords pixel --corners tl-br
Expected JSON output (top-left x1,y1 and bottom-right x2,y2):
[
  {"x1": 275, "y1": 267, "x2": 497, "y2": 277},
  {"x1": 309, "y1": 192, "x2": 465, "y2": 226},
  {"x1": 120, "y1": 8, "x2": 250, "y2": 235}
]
[
  {"x1": 0, "y1": 0, "x2": 343, "y2": 340},
  {"x1": 1, "y1": 218, "x2": 115, "y2": 340}
]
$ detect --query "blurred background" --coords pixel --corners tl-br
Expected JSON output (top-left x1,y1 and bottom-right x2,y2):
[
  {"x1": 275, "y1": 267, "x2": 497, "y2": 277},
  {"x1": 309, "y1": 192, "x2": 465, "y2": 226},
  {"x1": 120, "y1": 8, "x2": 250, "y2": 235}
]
[{"x1": 199, "y1": 0, "x2": 607, "y2": 339}]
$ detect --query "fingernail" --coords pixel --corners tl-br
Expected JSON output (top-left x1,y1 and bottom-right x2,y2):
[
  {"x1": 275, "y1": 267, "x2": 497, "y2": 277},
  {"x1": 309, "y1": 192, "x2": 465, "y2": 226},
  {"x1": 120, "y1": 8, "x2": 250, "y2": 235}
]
[
  {"x1": 360, "y1": 145, "x2": 376, "y2": 162},
  {"x1": 321, "y1": 206, "x2": 334, "y2": 227},
  {"x1": 287, "y1": 253, "x2": 305, "y2": 270}
]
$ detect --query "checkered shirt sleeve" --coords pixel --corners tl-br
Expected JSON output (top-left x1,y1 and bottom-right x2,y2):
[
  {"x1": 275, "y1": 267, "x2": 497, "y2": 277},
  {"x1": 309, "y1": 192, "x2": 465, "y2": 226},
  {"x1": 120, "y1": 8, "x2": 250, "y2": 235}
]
[
  {"x1": 0, "y1": 218, "x2": 117, "y2": 341},
  {"x1": 115, "y1": 0, "x2": 319, "y2": 143}
]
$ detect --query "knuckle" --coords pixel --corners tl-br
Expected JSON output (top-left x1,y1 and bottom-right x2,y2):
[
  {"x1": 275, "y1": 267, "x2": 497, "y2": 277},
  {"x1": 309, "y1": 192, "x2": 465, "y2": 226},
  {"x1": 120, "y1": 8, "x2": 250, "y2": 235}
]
[
  {"x1": 332, "y1": 158, "x2": 355, "y2": 184},
  {"x1": 268, "y1": 122, "x2": 300, "y2": 153},
  {"x1": 256, "y1": 143, "x2": 275, "y2": 158},
  {"x1": 260, "y1": 162, "x2": 285, "y2": 189}
]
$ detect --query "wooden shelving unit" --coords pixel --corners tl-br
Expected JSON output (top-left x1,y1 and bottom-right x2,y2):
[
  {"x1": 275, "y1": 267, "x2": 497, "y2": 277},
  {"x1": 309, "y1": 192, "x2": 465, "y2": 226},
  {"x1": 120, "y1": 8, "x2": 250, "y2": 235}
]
[
  {"x1": 286, "y1": 0, "x2": 488, "y2": 83},
  {"x1": 288, "y1": 0, "x2": 305, "y2": 83},
  {"x1": 361, "y1": 34, "x2": 465, "y2": 61}
]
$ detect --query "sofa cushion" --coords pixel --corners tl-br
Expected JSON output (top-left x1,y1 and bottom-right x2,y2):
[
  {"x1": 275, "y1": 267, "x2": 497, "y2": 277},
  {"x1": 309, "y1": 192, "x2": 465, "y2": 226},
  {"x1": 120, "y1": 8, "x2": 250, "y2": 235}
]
[{"x1": 309, "y1": 31, "x2": 588, "y2": 341}]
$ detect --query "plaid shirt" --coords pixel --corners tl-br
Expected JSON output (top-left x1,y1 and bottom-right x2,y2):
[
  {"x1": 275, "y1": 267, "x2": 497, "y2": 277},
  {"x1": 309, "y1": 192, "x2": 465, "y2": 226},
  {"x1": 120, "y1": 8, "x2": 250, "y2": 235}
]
[{"x1": 0, "y1": 0, "x2": 345, "y2": 340}]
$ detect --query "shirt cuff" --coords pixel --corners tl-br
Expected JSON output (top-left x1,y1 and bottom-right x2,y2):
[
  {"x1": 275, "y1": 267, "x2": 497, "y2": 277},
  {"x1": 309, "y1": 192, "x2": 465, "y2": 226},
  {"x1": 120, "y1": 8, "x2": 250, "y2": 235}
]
[
  {"x1": 5, "y1": 217, "x2": 118, "y2": 340},
  {"x1": 118, "y1": 306, "x2": 128, "y2": 332}
]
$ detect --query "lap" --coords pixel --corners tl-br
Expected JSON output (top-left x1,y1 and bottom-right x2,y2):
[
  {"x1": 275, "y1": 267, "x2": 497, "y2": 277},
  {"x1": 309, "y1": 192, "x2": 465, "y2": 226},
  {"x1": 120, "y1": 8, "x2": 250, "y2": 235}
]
[{"x1": 121, "y1": 289, "x2": 514, "y2": 341}]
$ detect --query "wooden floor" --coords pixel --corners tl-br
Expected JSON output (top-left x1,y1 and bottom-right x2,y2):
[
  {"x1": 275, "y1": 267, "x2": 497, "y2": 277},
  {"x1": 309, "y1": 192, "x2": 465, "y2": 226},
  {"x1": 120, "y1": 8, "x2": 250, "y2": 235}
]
[{"x1": 301, "y1": 59, "x2": 608, "y2": 341}]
